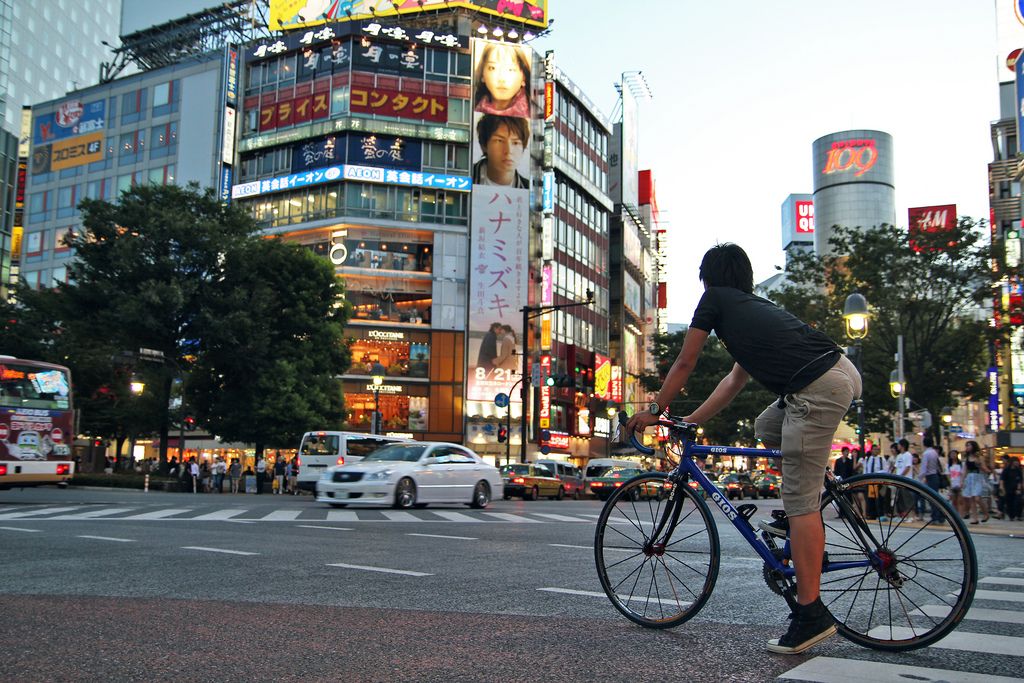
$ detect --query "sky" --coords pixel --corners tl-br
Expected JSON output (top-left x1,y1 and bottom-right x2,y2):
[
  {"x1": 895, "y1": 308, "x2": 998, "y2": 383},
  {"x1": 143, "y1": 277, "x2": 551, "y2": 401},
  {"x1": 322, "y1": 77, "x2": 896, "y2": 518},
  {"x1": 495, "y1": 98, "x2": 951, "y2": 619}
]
[{"x1": 533, "y1": 0, "x2": 999, "y2": 325}]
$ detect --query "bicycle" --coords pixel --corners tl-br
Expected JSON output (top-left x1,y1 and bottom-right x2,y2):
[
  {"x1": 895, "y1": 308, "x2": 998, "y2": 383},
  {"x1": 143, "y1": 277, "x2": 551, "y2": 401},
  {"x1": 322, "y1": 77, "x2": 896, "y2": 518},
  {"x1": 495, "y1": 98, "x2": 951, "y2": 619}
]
[{"x1": 594, "y1": 415, "x2": 978, "y2": 651}]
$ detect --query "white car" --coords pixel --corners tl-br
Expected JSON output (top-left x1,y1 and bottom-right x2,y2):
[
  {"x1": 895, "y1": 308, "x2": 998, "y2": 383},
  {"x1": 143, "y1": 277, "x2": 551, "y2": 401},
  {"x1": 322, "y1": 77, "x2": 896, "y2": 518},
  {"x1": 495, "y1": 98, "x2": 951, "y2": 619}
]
[{"x1": 315, "y1": 441, "x2": 502, "y2": 509}]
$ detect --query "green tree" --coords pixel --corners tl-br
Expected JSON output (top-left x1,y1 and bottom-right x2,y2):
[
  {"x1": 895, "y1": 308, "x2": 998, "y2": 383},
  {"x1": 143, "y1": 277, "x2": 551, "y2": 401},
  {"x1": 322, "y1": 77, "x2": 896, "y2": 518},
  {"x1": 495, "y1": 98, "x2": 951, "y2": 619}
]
[
  {"x1": 773, "y1": 219, "x2": 995, "y2": 442},
  {"x1": 641, "y1": 330, "x2": 778, "y2": 446},
  {"x1": 186, "y1": 236, "x2": 351, "y2": 458}
]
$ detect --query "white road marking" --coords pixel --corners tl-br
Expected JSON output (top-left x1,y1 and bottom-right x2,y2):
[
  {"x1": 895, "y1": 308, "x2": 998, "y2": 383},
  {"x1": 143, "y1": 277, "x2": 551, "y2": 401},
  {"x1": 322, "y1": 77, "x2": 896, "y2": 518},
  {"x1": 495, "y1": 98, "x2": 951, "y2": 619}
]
[
  {"x1": 77, "y1": 535, "x2": 135, "y2": 543},
  {"x1": 382, "y1": 511, "x2": 422, "y2": 522},
  {"x1": 962, "y1": 589, "x2": 1024, "y2": 603},
  {"x1": 777, "y1": 655, "x2": 1022, "y2": 682},
  {"x1": 530, "y1": 512, "x2": 591, "y2": 522},
  {"x1": 865, "y1": 627, "x2": 1024, "y2": 657},
  {"x1": 407, "y1": 532, "x2": 477, "y2": 541},
  {"x1": 326, "y1": 562, "x2": 432, "y2": 577},
  {"x1": 122, "y1": 508, "x2": 193, "y2": 520},
  {"x1": 47, "y1": 508, "x2": 134, "y2": 519},
  {"x1": 429, "y1": 511, "x2": 485, "y2": 523},
  {"x1": 181, "y1": 546, "x2": 258, "y2": 556},
  {"x1": 0, "y1": 506, "x2": 79, "y2": 519},
  {"x1": 1000, "y1": 567, "x2": 1024, "y2": 573},
  {"x1": 296, "y1": 525, "x2": 354, "y2": 531},
  {"x1": 258, "y1": 510, "x2": 302, "y2": 521},
  {"x1": 912, "y1": 604, "x2": 1024, "y2": 624},
  {"x1": 481, "y1": 512, "x2": 542, "y2": 523},
  {"x1": 325, "y1": 510, "x2": 360, "y2": 522},
  {"x1": 551, "y1": 543, "x2": 634, "y2": 554},
  {"x1": 537, "y1": 587, "x2": 691, "y2": 607},
  {"x1": 0, "y1": 526, "x2": 42, "y2": 532},
  {"x1": 191, "y1": 509, "x2": 249, "y2": 521},
  {"x1": 979, "y1": 576, "x2": 1024, "y2": 586}
]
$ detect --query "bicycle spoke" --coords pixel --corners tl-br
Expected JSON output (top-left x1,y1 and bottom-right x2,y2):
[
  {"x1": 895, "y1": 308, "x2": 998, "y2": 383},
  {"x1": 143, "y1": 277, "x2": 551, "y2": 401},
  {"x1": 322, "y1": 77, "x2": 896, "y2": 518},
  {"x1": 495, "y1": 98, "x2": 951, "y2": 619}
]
[
  {"x1": 658, "y1": 556, "x2": 688, "y2": 608},
  {"x1": 656, "y1": 557, "x2": 702, "y2": 600},
  {"x1": 602, "y1": 550, "x2": 647, "y2": 572}
]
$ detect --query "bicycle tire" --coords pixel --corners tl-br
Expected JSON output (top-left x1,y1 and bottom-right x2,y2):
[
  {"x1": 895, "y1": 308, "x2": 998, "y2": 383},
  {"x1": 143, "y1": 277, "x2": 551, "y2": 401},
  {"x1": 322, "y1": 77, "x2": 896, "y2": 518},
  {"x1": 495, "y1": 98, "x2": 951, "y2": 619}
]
[
  {"x1": 819, "y1": 473, "x2": 977, "y2": 651},
  {"x1": 594, "y1": 473, "x2": 720, "y2": 629}
]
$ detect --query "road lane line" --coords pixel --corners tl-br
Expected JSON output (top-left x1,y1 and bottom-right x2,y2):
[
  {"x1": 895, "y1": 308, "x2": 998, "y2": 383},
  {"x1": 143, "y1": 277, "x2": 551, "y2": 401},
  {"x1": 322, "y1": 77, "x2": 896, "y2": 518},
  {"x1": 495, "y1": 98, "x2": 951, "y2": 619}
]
[
  {"x1": 0, "y1": 506, "x2": 79, "y2": 519},
  {"x1": 181, "y1": 546, "x2": 258, "y2": 556},
  {"x1": 865, "y1": 627, "x2": 1024, "y2": 656},
  {"x1": 531, "y1": 513, "x2": 591, "y2": 522},
  {"x1": 122, "y1": 508, "x2": 193, "y2": 520},
  {"x1": 326, "y1": 562, "x2": 432, "y2": 577},
  {"x1": 258, "y1": 510, "x2": 302, "y2": 521},
  {"x1": 407, "y1": 532, "x2": 477, "y2": 541},
  {"x1": 550, "y1": 543, "x2": 635, "y2": 553},
  {"x1": 481, "y1": 512, "x2": 542, "y2": 523},
  {"x1": 325, "y1": 510, "x2": 360, "y2": 522},
  {"x1": 297, "y1": 525, "x2": 354, "y2": 531},
  {"x1": 429, "y1": 511, "x2": 485, "y2": 523},
  {"x1": 980, "y1": 576, "x2": 1024, "y2": 586},
  {"x1": 382, "y1": 511, "x2": 423, "y2": 522},
  {"x1": 1000, "y1": 567, "x2": 1024, "y2": 573},
  {"x1": 962, "y1": 589, "x2": 1024, "y2": 603},
  {"x1": 77, "y1": 535, "x2": 136, "y2": 543},
  {"x1": 191, "y1": 509, "x2": 249, "y2": 521},
  {"x1": 47, "y1": 508, "x2": 134, "y2": 519},
  {"x1": 537, "y1": 587, "x2": 690, "y2": 607},
  {"x1": 777, "y1": 655, "x2": 1020, "y2": 683},
  {"x1": 0, "y1": 526, "x2": 42, "y2": 532},
  {"x1": 911, "y1": 604, "x2": 1024, "y2": 624}
]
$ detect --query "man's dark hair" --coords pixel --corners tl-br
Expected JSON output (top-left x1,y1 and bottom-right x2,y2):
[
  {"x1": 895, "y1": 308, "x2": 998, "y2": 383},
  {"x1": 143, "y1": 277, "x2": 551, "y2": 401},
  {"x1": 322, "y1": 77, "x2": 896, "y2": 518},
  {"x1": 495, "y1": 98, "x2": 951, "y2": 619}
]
[
  {"x1": 476, "y1": 114, "x2": 530, "y2": 151},
  {"x1": 899, "y1": 438, "x2": 910, "y2": 450},
  {"x1": 923, "y1": 435, "x2": 934, "y2": 448},
  {"x1": 698, "y1": 243, "x2": 754, "y2": 293}
]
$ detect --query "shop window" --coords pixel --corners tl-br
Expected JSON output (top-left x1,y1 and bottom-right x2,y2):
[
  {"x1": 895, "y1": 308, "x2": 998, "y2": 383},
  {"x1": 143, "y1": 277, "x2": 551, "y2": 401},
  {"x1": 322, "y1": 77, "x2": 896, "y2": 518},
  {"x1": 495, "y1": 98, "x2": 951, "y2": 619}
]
[
  {"x1": 350, "y1": 335, "x2": 430, "y2": 379},
  {"x1": 349, "y1": 292, "x2": 431, "y2": 325},
  {"x1": 152, "y1": 80, "x2": 179, "y2": 117},
  {"x1": 344, "y1": 391, "x2": 428, "y2": 432}
]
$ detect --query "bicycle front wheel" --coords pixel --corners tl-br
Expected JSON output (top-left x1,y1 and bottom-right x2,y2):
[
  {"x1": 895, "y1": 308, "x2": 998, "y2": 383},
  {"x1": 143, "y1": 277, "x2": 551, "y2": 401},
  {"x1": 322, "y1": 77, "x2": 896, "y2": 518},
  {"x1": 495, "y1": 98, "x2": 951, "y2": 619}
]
[
  {"x1": 819, "y1": 473, "x2": 977, "y2": 651},
  {"x1": 594, "y1": 473, "x2": 720, "y2": 629}
]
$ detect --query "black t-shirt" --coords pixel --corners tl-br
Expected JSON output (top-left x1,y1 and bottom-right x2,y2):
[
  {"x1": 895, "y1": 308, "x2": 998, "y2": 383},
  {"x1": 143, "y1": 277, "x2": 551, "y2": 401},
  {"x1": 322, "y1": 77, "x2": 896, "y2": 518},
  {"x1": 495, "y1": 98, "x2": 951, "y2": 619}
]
[{"x1": 690, "y1": 286, "x2": 842, "y2": 396}]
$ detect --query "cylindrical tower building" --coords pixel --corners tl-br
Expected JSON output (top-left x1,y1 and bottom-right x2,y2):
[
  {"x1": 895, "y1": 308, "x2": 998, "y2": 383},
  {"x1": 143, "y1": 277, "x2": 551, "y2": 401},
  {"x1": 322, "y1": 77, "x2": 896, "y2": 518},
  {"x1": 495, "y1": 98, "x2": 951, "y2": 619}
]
[{"x1": 812, "y1": 130, "x2": 896, "y2": 254}]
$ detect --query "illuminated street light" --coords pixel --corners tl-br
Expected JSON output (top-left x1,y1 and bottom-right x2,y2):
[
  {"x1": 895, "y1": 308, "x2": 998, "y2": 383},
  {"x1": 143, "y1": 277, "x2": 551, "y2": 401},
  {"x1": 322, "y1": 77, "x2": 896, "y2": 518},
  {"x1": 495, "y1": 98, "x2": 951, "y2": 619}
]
[
  {"x1": 130, "y1": 379, "x2": 145, "y2": 395},
  {"x1": 842, "y1": 293, "x2": 869, "y2": 340},
  {"x1": 889, "y1": 369, "x2": 905, "y2": 398},
  {"x1": 371, "y1": 362, "x2": 386, "y2": 435}
]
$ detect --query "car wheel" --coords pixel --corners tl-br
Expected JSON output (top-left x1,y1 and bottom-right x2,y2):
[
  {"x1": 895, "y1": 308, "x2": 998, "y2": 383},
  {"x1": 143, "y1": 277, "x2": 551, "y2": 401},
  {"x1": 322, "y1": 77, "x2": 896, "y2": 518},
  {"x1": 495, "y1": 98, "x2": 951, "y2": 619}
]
[
  {"x1": 752, "y1": 491, "x2": 758, "y2": 500},
  {"x1": 470, "y1": 481, "x2": 491, "y2": 509},
  {"x1": 525, "y1": 485, "x2": 538, "y2": 501},
  {"x1": 394, "y1": 477, "x2": 417, "y2": 509},
  {"x1": 573, "y1": 488, "x2": 581, "y2": 500},
  {"x1": 502, "y1": 493, "x2": 511, "y2": 500},
  {"x1": 328, "y1": 503, "x2": 347, "y2": 508},
  {"x1": 556, "y1": 486, "x2": 565, "y2": 501}
]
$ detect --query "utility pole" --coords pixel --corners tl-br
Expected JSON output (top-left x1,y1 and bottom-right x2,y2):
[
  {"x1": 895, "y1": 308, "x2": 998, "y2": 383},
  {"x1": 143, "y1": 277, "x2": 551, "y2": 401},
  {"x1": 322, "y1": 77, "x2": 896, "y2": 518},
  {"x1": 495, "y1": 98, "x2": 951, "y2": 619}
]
[{"x1": 897, "y1": 334, "x2": 905, "y2": 440}]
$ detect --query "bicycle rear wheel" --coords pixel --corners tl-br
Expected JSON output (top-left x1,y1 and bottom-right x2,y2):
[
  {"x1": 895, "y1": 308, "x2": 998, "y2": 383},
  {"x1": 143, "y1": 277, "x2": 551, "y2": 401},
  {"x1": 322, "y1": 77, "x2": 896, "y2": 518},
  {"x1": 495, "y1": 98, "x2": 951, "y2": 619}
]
[
  {"x1": 594, "y1": 473, "x2": 719, "y2": 629},
  {"x1": 819, "y1": 473, "x2": 977, "y2": 651}
]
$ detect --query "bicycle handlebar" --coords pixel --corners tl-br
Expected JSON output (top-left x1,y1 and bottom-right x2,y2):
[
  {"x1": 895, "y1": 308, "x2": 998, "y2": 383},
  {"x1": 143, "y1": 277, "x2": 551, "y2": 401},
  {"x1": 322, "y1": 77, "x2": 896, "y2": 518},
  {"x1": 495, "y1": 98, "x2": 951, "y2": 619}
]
[{"x1": 616, "y1": 411, "x2": 700, "y2": 457}]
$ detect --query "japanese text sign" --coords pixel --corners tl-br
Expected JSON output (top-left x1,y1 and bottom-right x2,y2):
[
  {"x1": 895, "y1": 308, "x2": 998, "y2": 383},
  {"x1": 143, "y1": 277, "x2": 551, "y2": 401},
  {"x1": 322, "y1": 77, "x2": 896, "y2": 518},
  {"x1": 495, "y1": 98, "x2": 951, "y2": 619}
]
[{"x1": 350, "y1": 86, "x2": 448, "y2": 124}]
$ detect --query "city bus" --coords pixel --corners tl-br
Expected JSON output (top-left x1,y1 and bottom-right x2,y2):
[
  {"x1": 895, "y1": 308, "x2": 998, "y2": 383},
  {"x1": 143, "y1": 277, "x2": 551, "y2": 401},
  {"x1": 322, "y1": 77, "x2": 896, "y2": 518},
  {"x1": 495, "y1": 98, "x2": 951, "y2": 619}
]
[{"x1": 0, "y1": 355, "x2": 75, "y2": 488}]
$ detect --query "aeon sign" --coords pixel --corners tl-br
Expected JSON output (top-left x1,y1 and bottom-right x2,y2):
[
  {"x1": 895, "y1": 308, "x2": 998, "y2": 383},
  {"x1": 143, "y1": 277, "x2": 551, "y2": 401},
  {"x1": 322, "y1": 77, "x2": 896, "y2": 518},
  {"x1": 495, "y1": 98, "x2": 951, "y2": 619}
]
[{"x1": 822, "y1": 139, "x2": 878, "y2": 177}]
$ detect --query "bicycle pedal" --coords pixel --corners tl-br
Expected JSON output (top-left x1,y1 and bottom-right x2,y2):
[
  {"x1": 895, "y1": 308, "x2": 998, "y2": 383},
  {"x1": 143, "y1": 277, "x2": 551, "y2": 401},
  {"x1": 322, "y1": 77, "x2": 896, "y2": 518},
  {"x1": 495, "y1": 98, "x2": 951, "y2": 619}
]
[{"x1": 736, "y1": 504, "x2": 757, "y2": 522}]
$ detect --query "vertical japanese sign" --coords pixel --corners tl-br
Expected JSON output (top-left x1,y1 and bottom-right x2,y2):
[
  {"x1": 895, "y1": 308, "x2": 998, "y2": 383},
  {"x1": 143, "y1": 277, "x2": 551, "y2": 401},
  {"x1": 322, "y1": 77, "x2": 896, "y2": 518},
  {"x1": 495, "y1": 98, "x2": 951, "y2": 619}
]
[
  {"x1": 539, "y1": 354, "x2": 551, "y2": 428},
  {"x1": 467, "y1": 38, "x2": 533, "y2": 403}
]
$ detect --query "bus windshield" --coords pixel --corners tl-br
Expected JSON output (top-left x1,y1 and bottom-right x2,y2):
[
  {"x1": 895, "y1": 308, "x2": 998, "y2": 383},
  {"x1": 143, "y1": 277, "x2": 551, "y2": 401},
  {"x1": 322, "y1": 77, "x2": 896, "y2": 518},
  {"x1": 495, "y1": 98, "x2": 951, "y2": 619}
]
[{"x1": 0, "y1": 362, "x2": 71, "y2": 410}]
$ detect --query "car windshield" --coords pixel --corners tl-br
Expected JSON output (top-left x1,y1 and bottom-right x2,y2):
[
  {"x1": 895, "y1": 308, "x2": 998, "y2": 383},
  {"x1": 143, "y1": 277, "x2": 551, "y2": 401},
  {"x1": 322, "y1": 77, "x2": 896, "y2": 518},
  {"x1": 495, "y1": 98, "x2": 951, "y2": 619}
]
[
  {"x1": 299, "y1": 434, "x2": 339, "y2": 455},
  {"x1": 361, "y1": 443, "x2": 427, "y2": 463},
  {"x1": 502, "y1": 464, "x2": 531, "y2": 475},
  {"x1": 605, "y1": 468, "x2": 643, "y2": 479}
]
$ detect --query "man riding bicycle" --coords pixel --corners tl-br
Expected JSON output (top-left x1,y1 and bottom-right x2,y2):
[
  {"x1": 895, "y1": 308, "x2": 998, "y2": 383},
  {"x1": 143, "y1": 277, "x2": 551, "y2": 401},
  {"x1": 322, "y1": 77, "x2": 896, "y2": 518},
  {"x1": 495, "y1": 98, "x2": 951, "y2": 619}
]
[{"x1": 627, "y1": 243, "x2": 861, "y2": 654}]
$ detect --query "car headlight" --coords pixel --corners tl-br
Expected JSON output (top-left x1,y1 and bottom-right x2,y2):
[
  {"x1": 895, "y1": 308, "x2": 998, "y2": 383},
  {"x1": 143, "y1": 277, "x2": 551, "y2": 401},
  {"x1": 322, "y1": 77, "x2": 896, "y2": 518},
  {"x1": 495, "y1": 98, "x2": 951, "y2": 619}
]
[{"x1": 365, "y1": 470, "x2": 394, "y2": 481}]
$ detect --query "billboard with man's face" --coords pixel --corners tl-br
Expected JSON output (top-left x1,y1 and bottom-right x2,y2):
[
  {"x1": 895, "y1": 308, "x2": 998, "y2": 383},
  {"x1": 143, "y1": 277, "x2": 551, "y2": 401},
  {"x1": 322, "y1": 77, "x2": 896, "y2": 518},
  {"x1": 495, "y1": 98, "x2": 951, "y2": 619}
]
[
  {"x1": 269, "y1": 0, "x2": 548, "y2": 32},
  {"x1": 466, "y1": 38, "x2": 534, "y2": 404}
]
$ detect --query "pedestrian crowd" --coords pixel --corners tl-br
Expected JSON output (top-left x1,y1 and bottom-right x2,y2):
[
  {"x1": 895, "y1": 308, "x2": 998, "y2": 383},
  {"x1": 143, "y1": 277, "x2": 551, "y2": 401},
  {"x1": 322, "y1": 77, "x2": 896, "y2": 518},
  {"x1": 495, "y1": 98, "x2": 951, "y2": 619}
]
[
  {"x1": 833, "y1": 438, "x2": 1023, "y2": 524},
  {"x1": 163, "y1": 453, "x2": 302, "y2": 495}
]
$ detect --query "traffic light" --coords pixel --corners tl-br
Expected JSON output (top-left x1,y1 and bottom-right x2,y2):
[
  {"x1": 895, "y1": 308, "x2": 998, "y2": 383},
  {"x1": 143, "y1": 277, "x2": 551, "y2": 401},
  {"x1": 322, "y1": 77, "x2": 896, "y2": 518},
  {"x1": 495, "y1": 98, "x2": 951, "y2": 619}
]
[
  {"x1": 497, "y1": 425, "x2": 508, "y2": 443},
  {"x1": 545, "y1": 373, "x2": 574, "y2": 388},
  {"x1": 183, "y1": 415, "x2": 197, "y2": 431}
]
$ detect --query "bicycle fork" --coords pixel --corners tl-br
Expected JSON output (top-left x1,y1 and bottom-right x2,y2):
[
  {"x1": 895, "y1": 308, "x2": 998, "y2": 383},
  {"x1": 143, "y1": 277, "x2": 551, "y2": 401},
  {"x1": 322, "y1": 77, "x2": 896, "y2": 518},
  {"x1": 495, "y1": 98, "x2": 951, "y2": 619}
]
[{"x1": 641, "y1": 472, "x2": 688, "y2": 557}]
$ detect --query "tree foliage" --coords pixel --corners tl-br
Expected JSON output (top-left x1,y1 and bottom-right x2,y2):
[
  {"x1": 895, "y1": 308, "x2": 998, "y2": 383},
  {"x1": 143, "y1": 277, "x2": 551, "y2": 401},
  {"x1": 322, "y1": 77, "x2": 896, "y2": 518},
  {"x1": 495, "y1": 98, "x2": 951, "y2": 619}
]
[{"x1": 772, "y1": 219, "x2": 995, "y2": 441}]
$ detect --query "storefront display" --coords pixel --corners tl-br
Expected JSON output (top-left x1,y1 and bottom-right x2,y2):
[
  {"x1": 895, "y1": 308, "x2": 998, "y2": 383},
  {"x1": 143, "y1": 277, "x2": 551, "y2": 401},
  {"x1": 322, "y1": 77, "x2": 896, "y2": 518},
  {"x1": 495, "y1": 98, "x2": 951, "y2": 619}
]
[
  {"x1": 343, "y1": 380, "x2": 429, "y2": 432},
  {"x1": 348, "y1": 328, "x2": 430, "y2": 378}
]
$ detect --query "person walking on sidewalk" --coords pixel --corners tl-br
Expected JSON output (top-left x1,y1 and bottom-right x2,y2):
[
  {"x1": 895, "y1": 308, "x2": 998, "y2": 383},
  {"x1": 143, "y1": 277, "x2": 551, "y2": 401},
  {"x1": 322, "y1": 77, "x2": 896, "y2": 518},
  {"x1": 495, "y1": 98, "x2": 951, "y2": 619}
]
[
  {"x1": 1001, "y1": 456, "x2": 1022, "y2": 521},
  {"x1": 921, "y1": 436, "x2": 944, "y2": 524},
  {"x1": 255, "y1": 456, "x2": 267, "y2": 494},
  {"x1": 274, "y1": 455, "x2": 286, "y2": 495},
  {"x1": 287, "y1": 457, "x2": 299, "y2": 495},
  {"x1": 948, "y1": 450, "x2": 964, "y2": 516},
  {"x1": 229, "y1": 458, "x2": 241, "y2": 494},
  {"x1": 189, "y1": 458, "x2": 199, "y2": 494},
  {"x1": 962, "y1": 440, "x2": 989, "y2": 524}
]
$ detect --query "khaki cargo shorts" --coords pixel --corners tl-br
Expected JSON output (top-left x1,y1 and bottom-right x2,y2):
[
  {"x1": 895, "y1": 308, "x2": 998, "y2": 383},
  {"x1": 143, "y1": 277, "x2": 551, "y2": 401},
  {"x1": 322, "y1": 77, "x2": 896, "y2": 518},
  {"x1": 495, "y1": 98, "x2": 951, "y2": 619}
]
[{"x1": 754, "y1": 354, "x2": 862, "y2": 516}]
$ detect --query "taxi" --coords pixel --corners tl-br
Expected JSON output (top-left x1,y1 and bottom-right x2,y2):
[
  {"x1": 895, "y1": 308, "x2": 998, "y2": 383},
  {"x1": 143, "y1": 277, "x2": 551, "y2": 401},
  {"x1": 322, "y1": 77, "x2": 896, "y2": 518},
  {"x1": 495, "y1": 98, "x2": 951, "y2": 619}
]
[
  {"x1": 588, "y1": 467, "x2": 659, "y2": 501},
  {"x1": 500, "y1": 463, "x2": 563, "y2": 500}
]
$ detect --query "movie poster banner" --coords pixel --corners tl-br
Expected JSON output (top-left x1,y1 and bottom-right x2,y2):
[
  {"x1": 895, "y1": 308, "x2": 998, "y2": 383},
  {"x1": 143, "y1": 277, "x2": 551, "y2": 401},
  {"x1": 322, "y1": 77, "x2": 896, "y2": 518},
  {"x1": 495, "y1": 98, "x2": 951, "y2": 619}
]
[{"x1": 466, "y1": 37, "x2": 534, "y2": 404}]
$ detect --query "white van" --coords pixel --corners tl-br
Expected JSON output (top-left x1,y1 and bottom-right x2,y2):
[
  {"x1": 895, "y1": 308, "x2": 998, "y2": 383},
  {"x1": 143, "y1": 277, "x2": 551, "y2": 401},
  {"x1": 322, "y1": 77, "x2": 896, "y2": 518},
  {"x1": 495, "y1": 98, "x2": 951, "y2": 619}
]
[{"x1": 297, "y1": 431, "x2": 411, "y2": 492}]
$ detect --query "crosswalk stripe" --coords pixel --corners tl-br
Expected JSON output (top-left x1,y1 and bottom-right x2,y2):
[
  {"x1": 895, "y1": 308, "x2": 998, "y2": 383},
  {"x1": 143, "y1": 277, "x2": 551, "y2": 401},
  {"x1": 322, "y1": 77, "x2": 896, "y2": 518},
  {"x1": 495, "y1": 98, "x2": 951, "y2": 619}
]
[
  {"x1": 325, "y1": 510, "x2": 360, "y2": 522},
  {"x1": 482, "y1": 512, "x2": 542, "y2": 523},
  {"x1": 47, "y1": 508, "x2": 134, "y2": 519},
  {"x1": 865, "y1": 627, "x2": 1024, "y2": 657},
  {"x1": 381, "y1": 511, "x2": 422, "y2": 522},
  {"x1": 327, "y1": 562, "x2": 431, "y2": 577},
  {"x1": 530, "y1": 512, "x2": 591, "y2": 522},
  {"x1": 407, "y1": 532, "x2": 477, "y2": 541},
  {"x1": 537, "y1": 586, "x2": 691, "y2": 607},
  {"x1": 1001, "y1": 567, "x2": 1024, "y2": 573},
  {"x1": 258, "y1": 510, "x2": 302, "y2": 521},
  {"x1": 182, "y1": 546, "x2": 258, "y2": 556},
  {"x1": 965, "y1": 589, "x2": 1024, "y2": 603},
  {"x1": 0, "y1": 526, "x2": 42, "y2": 532},
  {"x1": 77, "y1": 535, "x2": 135, "y2": 543},
  {"x1": 429, "y1": 511, "x2": 485, "y2": 523},
  {"x1": 912, "y1": 604, "x2": 1024, "y2": 624},
  {"x1": 296, "y1": 525, "x2": 353, "y2": 531},
  {"x1": 777, "y1": 655, "x2": 1022, "y2": 682},
  {"x1": 191, "y1": 509, "x2": 248, "y2": 521},
  {"x1": 980, "y1": 576, "x2": 1024, "y2": 587},
  {"x1": 122, "y1": 508, "x2": 193, "y2": 520},
  {"x1": 0, "y1": 506, "x2": 79, "y2": 519}
]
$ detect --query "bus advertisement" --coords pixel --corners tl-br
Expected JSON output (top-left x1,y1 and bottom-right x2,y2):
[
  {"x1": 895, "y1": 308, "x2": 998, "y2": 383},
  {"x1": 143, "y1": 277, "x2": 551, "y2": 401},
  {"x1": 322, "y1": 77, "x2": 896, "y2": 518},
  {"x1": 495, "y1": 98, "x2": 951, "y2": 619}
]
[{"x1": 0, "y1": 356, "x2": 75, "y2": 488}]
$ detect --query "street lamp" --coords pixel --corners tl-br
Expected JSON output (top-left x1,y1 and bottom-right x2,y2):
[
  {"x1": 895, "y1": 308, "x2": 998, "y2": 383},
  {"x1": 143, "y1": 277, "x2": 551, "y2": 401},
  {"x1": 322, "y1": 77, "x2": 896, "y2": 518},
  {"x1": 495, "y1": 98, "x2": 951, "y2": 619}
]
[
  {"x1": 941, "y1": 405, "x2": 953, "y2": 455},
  {"x1": 130, "y1": 378, "x2": 146, "y2": 395},
  {"x1": 370, "y1": 362, "x2": 385, "y2": 435},
  {"x1": 606, "y1": 405, "x2": 617, "y2": 458},
  {"x1": 843, "y1": 293, "x2": 869, "y2": 456}
]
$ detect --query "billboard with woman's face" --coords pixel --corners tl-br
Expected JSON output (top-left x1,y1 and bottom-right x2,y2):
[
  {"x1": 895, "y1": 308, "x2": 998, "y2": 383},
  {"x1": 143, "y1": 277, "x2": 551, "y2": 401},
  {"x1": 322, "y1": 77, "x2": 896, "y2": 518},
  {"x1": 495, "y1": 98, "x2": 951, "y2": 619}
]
[{"x1": 466, "y1": 38, "x2": 534, "y2": 404}]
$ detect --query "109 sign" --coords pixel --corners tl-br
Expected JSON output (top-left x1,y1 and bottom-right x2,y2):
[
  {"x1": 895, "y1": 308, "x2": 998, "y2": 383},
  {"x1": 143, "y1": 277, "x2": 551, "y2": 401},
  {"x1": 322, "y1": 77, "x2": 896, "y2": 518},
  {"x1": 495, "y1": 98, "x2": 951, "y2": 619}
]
[{"x1": 822, "y1": 139, "x2": 878, "y2": 177}]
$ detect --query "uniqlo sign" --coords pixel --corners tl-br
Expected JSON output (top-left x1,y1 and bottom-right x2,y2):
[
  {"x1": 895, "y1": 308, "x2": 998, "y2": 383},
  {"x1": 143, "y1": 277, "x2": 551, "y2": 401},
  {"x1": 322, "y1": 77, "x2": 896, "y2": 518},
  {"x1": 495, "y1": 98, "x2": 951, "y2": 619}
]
[{"x1": 795, "y1": 200, "x2": 814, "y2": 233}]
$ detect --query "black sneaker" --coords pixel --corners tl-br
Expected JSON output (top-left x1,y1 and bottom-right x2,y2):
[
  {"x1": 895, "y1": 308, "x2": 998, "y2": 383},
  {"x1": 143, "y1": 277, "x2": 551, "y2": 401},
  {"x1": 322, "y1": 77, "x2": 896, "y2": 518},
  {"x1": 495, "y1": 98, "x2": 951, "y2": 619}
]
[
  {"x1": 758, "y1": 517, "x2": 789, "y2": 538},
  {"x1": 766, "y1": 598, "x2": 837, "y2": 654}
]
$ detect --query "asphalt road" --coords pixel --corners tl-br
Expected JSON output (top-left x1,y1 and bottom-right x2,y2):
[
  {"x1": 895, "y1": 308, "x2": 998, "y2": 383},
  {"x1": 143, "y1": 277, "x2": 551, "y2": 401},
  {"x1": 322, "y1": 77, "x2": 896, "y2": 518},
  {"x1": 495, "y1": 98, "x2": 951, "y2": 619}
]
[{"x1": 1, "y1": 486, "x2": 1023, "y2": 682}]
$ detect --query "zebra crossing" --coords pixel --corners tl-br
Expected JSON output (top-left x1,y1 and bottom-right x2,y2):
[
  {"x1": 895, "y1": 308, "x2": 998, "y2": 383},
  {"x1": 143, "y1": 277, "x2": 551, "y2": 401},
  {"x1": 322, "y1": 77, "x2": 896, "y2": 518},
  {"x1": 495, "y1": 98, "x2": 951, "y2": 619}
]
[
  {"x1": 0, "y1": 503, "x2": 602, "y2": 524},
  {"x1": 778, "y1": 564, "x2": 1024, "y2": 682}
]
